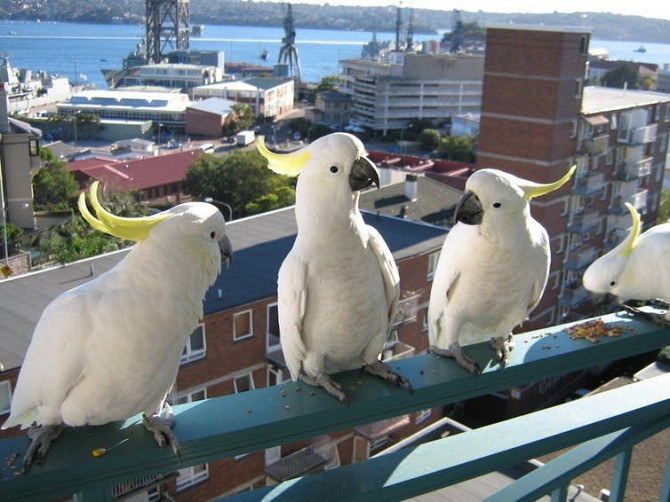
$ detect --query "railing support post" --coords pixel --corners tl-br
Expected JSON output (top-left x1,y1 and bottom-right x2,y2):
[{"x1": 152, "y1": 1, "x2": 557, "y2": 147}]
[{"x1": 608, "y1": 447, "x2": 632, "y2": 502}]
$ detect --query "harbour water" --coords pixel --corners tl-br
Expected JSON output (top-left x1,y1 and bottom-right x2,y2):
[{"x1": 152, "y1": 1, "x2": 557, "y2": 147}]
[{"x1": 1, "y1": 20, "x2": 669, "y2": 88}]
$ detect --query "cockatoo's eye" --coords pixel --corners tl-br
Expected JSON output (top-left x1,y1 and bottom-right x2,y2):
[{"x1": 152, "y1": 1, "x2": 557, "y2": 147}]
[
  {"x1": 493, "y1": 202, "x2": 502, "y2": 208},
  {"x1": 609, "y1": 280, "x2": 616, "y2": 287},
  {"x1": 330, "y1": 166, "x2": 339, "y2": 174},
  {"x1": 210, "y1": 231, "x2": 216, "y2": 239}
]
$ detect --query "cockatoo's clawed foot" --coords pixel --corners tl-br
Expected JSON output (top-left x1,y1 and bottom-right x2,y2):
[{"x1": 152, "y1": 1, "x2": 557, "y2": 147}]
[
  {"x1": 363, "y1": 361, "x2": 413, "y2": 394},
  {"x1": 24, "y1": 424, "x2": 64, "y2": 468},
  {"x1": 299, "y1": 372, "x2": 349, "y2": 404},
  {"x1": 490, "y1": 336, "x2": 513, "y2": 368},
  {"x1": 622, "y1": 305, "x2": 670, "y2": 328},
  {"x1": 429, "y1": 344, "x2": 480, "y2": 375},
  {"x1": 143, "y1": 413, "x2": 181, "y2": 461}
]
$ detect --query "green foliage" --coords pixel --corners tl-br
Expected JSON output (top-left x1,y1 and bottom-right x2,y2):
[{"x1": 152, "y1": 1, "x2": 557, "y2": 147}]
[
  {"x1": 437, "y1": 135, "x2": 477, "y2": 162},
  {"x1": 0, "y1": 223, "x2": 24, "y2": 259},
  {"x1": 183, "y1": 150, "x2": 296, "y2": 218},
  {"x1": 658, "y1": 190, "x2": 670, "y2": 224},
  {"x1": 33, "y1": 148, "x2": 80, "y2": 210},
  {"x1": 27, "y1": 190, "x2": 149, "y2": 264},
  {"x1": 308, "y1": 123, "x2": 335, "y2": 141},
  {"x1": 287, "y1": 117, "x2": 311, "y2": 138},
  {"x1": 601, "y1": 62, "x2": 640, "y2": 89},
  {"x1": 316, "y1": 75, "x2": 340, "y2": 92},
  {"x1": 230, "y1": 103, "x2": 256, "y2": 132},
  {"x1": 419, "y1": 129, "x2": 441, "y2": 151}
]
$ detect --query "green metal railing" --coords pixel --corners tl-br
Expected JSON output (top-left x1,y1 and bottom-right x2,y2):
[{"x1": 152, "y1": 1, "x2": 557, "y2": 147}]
[{"x1": 2, "y1": 308, "x2": 670, "y2": 501}]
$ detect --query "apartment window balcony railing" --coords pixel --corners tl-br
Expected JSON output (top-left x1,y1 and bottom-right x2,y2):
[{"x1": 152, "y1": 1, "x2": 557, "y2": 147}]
[
  {"x1": 614, "y1": 156, "x2": 653, "y2": 181},
  {"x1": 3, "y1": 309, "x2": 670, "y2": 501},
  {"x1": 567, "y1": 210, "x2": 600, "y2": 235},
  {"x1": 610, "y1": 190, "x2": 648, "y2": 215},
  {"x1": 265, "y1": 333, "x2": 286, "y2": 369},
  {"x1": 265, "y1": 446, "x2": 328, "y2": 482},
  {"x1": 618, "y1": 123, "x2": 658, "y2": 145},
  {"x1": 563, "y1": 243, "x2": 598, "y2": 272},
  {"x1": 572, "y1": 173, "x2": 605, "y2": 197},
  {"x1": 580, "y1": 134, "x2": 609, "y2": 156},
  {"x1": 558, "y1": 283, "x2": 590, "y2": 308}
]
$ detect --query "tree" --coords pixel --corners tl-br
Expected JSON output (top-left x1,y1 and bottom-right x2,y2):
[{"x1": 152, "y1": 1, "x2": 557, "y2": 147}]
[
  {"x1": 230, "y1": 103, "x2": 256, "y2": 132},
  {"x1": 658, "y1": 190, "x2": 670, "y2": 224},
  {"x1": 0, "y1": 222, "x2": 23, "y2": 259},
  {"x1": 316, "y1": 75, "x2": 339, "y2": 92},
  {"x1": 438, "y1": 135, "x2": 477, "y2": 162},
  {"x1": 419, "y1": 129, "x2": 441, "y2": 151},
  {"x1": 601, "y1": 62, "x2": 640, "y2": 90},
  {"x1": 308, "y1": 123, "x2": 335, "y2": 141},
  {"x1": 32, "y1": 147, "x2": 80, "y2": 210},
  {"x1": 183, "y1": 150, "x2": 296, "y2": 218},
  {"x1": 29, "y1": 190, "x2": 150, "y2": 264}
]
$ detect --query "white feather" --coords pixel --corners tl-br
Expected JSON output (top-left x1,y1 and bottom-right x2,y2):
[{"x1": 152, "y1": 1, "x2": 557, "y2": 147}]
[{"x1": 3, "y1": 202, "x2": 228, "y2": 429}]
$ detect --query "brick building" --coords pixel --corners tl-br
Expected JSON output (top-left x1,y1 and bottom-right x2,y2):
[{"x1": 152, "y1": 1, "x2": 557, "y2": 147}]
[{"x1": 0, "y1": 206, "x2": 448, "y2": 499}]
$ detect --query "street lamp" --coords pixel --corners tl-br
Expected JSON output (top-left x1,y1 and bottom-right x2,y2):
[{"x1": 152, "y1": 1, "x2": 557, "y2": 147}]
[
  {"x1": 203, "y1": 197, "x2": 233, "y2": 222},
  {"x1": 0, "y1": 157, "x2": 12, "y2": 277}
]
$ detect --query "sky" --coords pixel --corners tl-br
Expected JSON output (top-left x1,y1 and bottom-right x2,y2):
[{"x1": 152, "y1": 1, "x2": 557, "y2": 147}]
[{"x1": 264, "y1": 0, "x2": 670, "y2": 22}]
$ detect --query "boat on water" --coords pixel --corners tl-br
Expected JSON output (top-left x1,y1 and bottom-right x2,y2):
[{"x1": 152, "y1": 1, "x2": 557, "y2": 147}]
[
  {"x1": 260, "y1": 48, "x2": 269, "y2": 60},
  {"x1": 634, "y1": 45, "x2": 646, "y2": 53}
]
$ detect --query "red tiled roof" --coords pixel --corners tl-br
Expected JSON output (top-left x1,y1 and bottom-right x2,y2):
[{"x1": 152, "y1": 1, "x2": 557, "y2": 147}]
[{"x1": 68, "y1": 150, "x2": 204, "y2": 192}]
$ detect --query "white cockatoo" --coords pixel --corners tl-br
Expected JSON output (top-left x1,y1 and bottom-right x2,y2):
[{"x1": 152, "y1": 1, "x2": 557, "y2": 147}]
[
  {"x1": 583, "y1": 202, "x2": 670, "y2": 324},
  {"x1": 428, "y1": 165, "x2": 576, "y2": 374},
  {"x1": 3, "y1": 181, "x2": 232, "y2": 467},
  {"x1": 257, "y1": 133, "x2": 411, "y2": 403}
]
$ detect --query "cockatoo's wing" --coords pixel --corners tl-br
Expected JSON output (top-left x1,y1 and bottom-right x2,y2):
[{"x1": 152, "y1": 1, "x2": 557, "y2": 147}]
[
  {"x1": 428, "y1": 225, "x2": 465, "y2": 346},
  {"x1": 367, "y1": 225, "x2": 400, "y2": 327},
  {"x1": 3, "y1": 290, "x2": 91, "y2": 429},
  {"x1": 277, "y1": 252, "x2": 308, "y2": 381},
  {"x1": 527, "y1": 225, "x2": 551, "y2": 314}
]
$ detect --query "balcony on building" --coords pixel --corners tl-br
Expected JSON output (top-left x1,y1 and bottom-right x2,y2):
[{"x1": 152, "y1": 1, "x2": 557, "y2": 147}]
[
  {"x1": 609, "y1": 188, "x2": 648, "y2": 215},
  {"x1": 572, "y1": 172, "x2": 605, "y2": 197},
  {"x1": 614, "y1": 156, "x2": 653, "y2": 181},
  {"x1": 563, "y1": 243, "x2": 598, "y2": 272},
  {"x1": 618, "y1": 122, "x2": 658, "y2": 145},
  {"x1": 558, "y1": 280, "x2": 591, "y2": 309},
  {"x1": 580, "y1": 134, "x2": 609, "y2": 156},
  {"x1": 265, "y1": 442, "x2": 329, "y2": 483},
  {"x1": 567, "y1": 209, "x2": 600, "y2": 235}
]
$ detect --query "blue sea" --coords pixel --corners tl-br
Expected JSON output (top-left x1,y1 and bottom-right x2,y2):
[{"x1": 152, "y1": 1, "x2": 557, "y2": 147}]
[{"x1": 1, "y1": 20, "x2": 669, "y2": 88}]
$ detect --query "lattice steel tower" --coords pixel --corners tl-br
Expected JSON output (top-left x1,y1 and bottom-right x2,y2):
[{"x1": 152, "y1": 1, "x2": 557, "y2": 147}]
[
  {"x1": 277, "y1": 3, "x2": 302, "y2": 80},
  {"x1": 145, "y1": 0, "x2": 191, "y2": 64}
]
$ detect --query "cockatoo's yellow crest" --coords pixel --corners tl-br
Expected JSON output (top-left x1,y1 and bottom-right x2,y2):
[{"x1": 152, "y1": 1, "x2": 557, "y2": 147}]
[
  {"x1": 78, "y1": 181, "x2": 173, "y2": 242},
  {"x1": 620, "y1": 202, "x2": 641, "y2": 257},
  {"x1": 256, "y1": 135, "x2": 312, "y2": 177},
  {"x1": 522, "y1": 165, "x2": 576, "y2": 200}
]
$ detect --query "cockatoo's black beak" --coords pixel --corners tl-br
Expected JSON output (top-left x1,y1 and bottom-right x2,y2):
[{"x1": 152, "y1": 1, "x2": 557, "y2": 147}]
[
  {"x1": 220, "y1": 234, "x2": 233, "y2": 268},
  {"x1": 455, "y1": 190, "x2": 483, "y2": 225},
  {"x1": 349, "y1": 156, "x2": 380, "y2": 191}
]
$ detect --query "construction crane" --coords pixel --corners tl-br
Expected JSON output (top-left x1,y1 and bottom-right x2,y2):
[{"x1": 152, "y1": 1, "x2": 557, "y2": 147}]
[
  {"x1": 145, "y1": 0, "x2": 191, "y2": 64},
  {"x1": 277, "y1": 3, "x2": 302, "y2": 80}
]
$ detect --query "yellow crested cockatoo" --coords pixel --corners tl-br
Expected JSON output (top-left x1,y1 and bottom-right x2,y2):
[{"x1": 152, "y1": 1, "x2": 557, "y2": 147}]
[
  {"x1": 583, "y1": 202, "x2": 670, "y2": 324},
  {"x1": 3, "y1": 182, "x2": 232, "y2": 467},
  {"x1": 428, "y1": 165, "x2": 575, "y2": 374},
  {"x1": 257, "y1": 133, "x2": 411, "y2": 402}
]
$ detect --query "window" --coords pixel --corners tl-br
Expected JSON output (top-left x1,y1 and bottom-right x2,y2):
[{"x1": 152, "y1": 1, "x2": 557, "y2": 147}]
[
  {"x1": 29, "y1": 138, "x2": 39, "y2": 156},
  {"x1": 268, "y1": 366, "x2": 290, "y2": 387},
  {"x1": 234, "y1": 373, "x2": 255, "y2": 393},
  {"x1": 175, "y1": 386, "x2": 207, "y2": 405},
  {"x1": 415, "y1": 409, "x2": 431, "y2": 425},
  {"x1": 427, "y1": 251, "x2": 440, "y2": 281},
  {"x1": 574, "y1": 79, "x2": 582, "y2": 98},
  {"x1": 233, "y1": 310, "x2": 253, "y2": 341},
  {"x1": 0, "y1": 381, "x2": 11, "y2": 415},
  {"x1": 176, "y1": 463, "x2": 209, "y2": 491},
  {"x1": 570, "y1": 119, "x2": 578, "y2": 139},
  {"x1": 180, "y1": 324, "x2": 206, "y2": 364}
]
